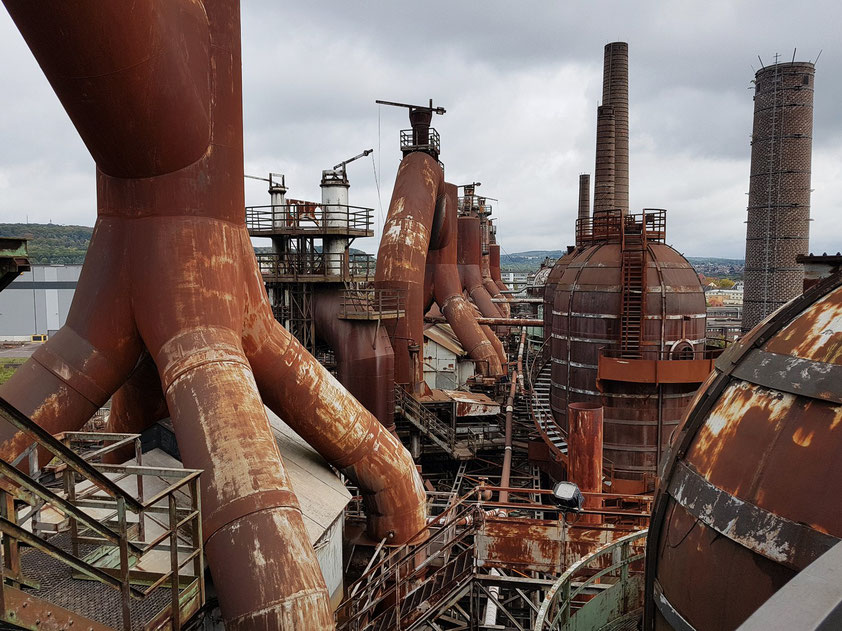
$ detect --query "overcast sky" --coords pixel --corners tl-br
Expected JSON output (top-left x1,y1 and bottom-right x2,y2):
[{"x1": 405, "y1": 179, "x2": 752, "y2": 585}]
[{"x1": 0, "y1": 1, "x2": 839, "y2": 260}]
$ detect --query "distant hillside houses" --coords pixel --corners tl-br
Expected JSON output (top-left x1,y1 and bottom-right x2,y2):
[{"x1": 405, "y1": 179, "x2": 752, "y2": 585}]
[{"x1": 705, "y1": 280, "x2": 743, "y2": 306}]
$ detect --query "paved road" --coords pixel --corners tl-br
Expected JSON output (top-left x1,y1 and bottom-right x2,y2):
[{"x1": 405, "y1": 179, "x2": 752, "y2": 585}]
[{"x1": 0, "y1": 342, "x2": 40, "y2": 359}]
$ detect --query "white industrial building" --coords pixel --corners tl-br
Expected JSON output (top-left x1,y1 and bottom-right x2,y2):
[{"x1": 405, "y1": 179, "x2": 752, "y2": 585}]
[{"x1": 0, "y1": 264, "x2": 81, "y2": 339}]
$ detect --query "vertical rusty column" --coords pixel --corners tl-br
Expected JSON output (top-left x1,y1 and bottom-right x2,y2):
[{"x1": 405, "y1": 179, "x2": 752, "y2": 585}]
[
  {"x1": 603, "y1": 42, "x2": 629, "y2": 215},
  {"x1": 593, "y1": 105, "x2": 616, "y2": 213},
  {"x1": 458, "y1": 216, "x2": 504, "y2": 318},
  {"x1": 0, "y1": 2, "x2": 428, "y2": 626},
  {"x1": 742, "y1": 61, "x2": 815, "y2": 333},
  {"x1": 577, "y1": 173, "x2": 591, "y2": 244},
  {"x1": 375, "y1": 152, "x2": 443, "y2": 393},
  {"x1": 568, "y1": 402, "x2": 603, "y2": 525}
]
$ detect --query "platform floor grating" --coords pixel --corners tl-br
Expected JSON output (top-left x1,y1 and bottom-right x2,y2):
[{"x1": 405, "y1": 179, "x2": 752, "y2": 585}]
[{"x1": 18, "y1": 532, "x2": 175, "y2": 630}]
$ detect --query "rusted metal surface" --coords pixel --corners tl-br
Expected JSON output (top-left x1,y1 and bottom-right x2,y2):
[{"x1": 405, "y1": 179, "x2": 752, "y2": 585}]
[
  {"x1": 458, "y1": 216, "x2": 504, "y2": 319},
  {"x1": 551, "y1": 215, "x2": 707, "y2": 491},
  {"x1": 427, "y1": 184, "x2": 504, "y2": 378},
  {"x1": 312, "y1": 288, "x2": 397, "y2": 432},
  {"x1": 489, "y1": 243, "x2": 509, "y2": 294},
  {"x1": 0, "y1": 2, "x2": 425, "y2": 627},
  {"x1": 597, "y1": 351, "x2": 717, "y2": 386},
  {"x1": 476, "y1": 518, "x2": 565, "y2": 574},
  {"x1": 568, "y1": 403, "x2": 603, "y2": 525},
  {"x1": 375, "y1": 155, "x2": 504, "y2": 390},
  {"x1": 645, "y1": 273, "x2": 842, "y2": 631}
]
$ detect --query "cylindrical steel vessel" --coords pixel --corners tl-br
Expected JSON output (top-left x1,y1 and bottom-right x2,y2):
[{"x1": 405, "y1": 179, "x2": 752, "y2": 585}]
[
  {"x1": 646, "y1": 273, "x2": 842, "y2": 631},
  {"x1": 550, "y1": 236, "x2": 706, "y2": 491},
  {"x1": 742, "y1": 61, "x2": 815, "y2": 333}
]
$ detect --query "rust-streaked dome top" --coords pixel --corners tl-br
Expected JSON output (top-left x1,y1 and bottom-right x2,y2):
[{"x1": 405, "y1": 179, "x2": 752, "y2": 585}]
[{"x1": 646, "y1": 272, "x2": 842, "y2": 630}]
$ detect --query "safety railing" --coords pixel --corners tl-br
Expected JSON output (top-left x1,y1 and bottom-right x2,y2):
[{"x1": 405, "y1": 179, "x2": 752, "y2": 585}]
[
  {"x1": 394, "y1": 386, "x2": 457, "y2": 453},
  {"x1": 534, "y1": 528, "x2": 648, "y2": 630},
  {"x1": 597, "y1": 346, "x2": 721, "y2": 385},
  {"x1": 0, "y1": 398, "x2": 204, "y2": 631},
  {"x1": 255, "y1": 251, "x2": 377, "y2": 282},
  {"x1": 338, "y1": 287, "x2": 405, "y2": 320},
  {"x1": 576, "y1": 208, "x2": 667, "y2": 246},
  {"x1": 245, "y1": 203, "x2": 374, "y2": 235},
  {"x1": 400, "y1": 127, "x2": 441, "y2": 155}
]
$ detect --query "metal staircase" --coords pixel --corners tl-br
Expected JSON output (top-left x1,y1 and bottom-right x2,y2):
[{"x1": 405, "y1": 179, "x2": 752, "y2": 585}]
[
  {"x1": 527, "y1": 354, "x2": 568, "y2": 462},
  {"x1": 619, "y1": 242, "x2": 645, "y2": 357},
  {"x1": 0, "y1": 397, "x2": 205, "y2": 631}
]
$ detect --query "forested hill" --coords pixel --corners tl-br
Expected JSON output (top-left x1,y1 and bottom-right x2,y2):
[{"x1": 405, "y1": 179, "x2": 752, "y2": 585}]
[{"x1": 0, "y1": 223, "x2": 92, "y2": 264}]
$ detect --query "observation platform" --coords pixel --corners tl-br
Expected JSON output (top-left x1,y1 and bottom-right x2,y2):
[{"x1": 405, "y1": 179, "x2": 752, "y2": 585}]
[
  {"x1": 256, "y1": 251, "x2": 376, "y2": 283},
  {"x1": 246, "y1": 203, "x2": 374, "y2": 238}
]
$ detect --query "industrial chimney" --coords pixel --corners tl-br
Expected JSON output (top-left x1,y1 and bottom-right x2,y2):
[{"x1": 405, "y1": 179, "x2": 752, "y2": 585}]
[
  {"x1": 593, "y1": 105, "x2": 616, "y2": 214},
  {"x1": 603, "y1": 42, "x2": 629, "y2": 215},
  {"x1": 576, "y1": 173, "x2": 591, "y2": 244},
  {"x1": 742, "y1": 59, "x2": 815, "y2": 333}
]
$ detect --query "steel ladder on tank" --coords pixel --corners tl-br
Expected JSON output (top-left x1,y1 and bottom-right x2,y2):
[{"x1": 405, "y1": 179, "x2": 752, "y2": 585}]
[{"x1": 619, "y1": 242, "x2": 645, "y2": 357}]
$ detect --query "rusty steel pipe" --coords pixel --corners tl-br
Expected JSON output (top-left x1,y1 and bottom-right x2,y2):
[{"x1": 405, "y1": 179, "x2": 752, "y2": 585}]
[
  {"x1": 481, "y1": 223, "x2": 509, "y2": 317},
  {"x1": 312, "y1": 288, "x2": 397, "y2": 432},
  {"x1": 499, "y1": 330, "x2": 526, "y2": 506},
  {"x1": 458, "y1": 216, "x2": 504, "y2": 319},
  {"x1": 375, "y1": 152, "x2": 444, "y2": 393},
  {"x1": 426, "y1": 316, "x2": 542, "y2": 327},
  {"x1": 427, "y1": 184, "x2": 504, "y2": 377},
  {"x1": 0, "y1": 2, "x2": 426, "y2": 626},
  {"x1": 568, "y1": 402, "x2": 604, "y2": 525},
  {"x1": 489, "y1": 243, "x2": 509, "y2": 294}
]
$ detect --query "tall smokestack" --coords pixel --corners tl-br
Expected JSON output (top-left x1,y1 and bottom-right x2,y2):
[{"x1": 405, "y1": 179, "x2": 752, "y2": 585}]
[
  {"x1": 603, "y1": 42, "x2": 629, "y2": 215},
  {"x1": 742, "y1": 60, "x2": 815, "y2": 333},
  {"x1": 576, "y1": 173, "x2": 591, "y2": 244},
  {"x1": 593, "y1": 105, "x2": 615, "y2": 213}
]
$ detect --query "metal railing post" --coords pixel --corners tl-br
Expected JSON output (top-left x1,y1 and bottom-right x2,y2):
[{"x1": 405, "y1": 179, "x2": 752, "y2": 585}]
[
  {"x1": 169, "y1": 493, "x2": 181, "y2": 630},
  {"x1": 117, "y1": 496, "x2": 132, "y2": 631}
]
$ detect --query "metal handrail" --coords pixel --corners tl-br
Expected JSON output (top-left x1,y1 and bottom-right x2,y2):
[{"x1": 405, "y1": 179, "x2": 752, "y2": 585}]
[
  {"x1": 245, "y1": 203, "x2": 374, "y2": 234},
  {"x1": 534, "y1": 528, "x2": 648, "y2": 630},
  {"x1": 576, "y1": 209, "x2": 667, "y2": 246},
  {"x1": 0, "y1": 397, "x2": 204, "y2": 631},
  {"x1": 255, "y1": 251, "x2": 376, "y2": 281},
  {"x1": 338, "y1": 287, "x2": 405, "y2": 319}
]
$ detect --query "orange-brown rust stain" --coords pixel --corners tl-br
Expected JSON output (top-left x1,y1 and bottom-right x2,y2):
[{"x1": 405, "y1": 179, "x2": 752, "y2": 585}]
[
  {"x1": 686, "y1": 380, "x2": 795, "y2": 491},
  {"x1": 766, "y1": 286, "x2": 842, "y2": 364}
]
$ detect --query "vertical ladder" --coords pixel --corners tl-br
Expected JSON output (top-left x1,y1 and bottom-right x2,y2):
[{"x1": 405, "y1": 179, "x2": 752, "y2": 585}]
[{"x1": 620, "y1": 243, "x2": 645, "y2": 357}]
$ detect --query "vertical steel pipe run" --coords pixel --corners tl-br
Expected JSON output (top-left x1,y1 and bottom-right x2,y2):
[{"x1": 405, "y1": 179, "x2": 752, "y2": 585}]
[
  {"x1": 603, "y1": 42, "x2": 629, "y2": 215},
  {"x1": 499, "y1": 329, "x2": 526, "y2": 505},
  {"x1": 375, "y1": 152, "x2": 444, "y2": 393},
  {"x1": 0, "y1": 2, "x2": 427, "y2": 626},
  {"x1": 427, "y1": 185, "x2": 504, "y2": 377},
  {"x1": 312, "y1": 289, "x2": 397, "y2": 432},
  {"x1": 593, "y1": 105, "x2": 616, "y2": 214},
  {"x1": 577, "y1": 174, "x2": 591, "y2": 244},
  {"x1": 458, "y1": 216, "x2": 505, "y2": 318},
  {"x1": 489, "y1": 244, "x2": 508, "y2": 294},
  {"x1": 568, "y1": 402, "x2": 604, "y2": 525}
]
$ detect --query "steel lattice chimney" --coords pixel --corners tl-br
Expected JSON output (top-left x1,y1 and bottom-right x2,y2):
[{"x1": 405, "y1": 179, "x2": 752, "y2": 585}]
[{"x1": 742, "y1": 60, "x2": 815, "y2": 333}]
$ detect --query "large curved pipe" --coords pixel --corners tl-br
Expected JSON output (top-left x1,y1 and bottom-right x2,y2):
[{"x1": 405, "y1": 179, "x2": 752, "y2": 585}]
[
  {"x1": 375, "y1": 152, "x2": 444, "y2": 393},
  {"x1": 0, "y1": 2, "x2": 425, "y2": 626},
  {"x1": 481, "y1": 236, "x2": 509, "y2": 317},
  {"x1": 489, "y1": 244, "x2": 510, "y2": 296},
  {"x1": 427, "y1": 185, "x2": 503, "y2": 377},
  {"x1": 312, "y1": 288, "x2": 397, "y2": 432},
  {"x1": 458, "y1": 216, "x2": 504, "y2": 319}
]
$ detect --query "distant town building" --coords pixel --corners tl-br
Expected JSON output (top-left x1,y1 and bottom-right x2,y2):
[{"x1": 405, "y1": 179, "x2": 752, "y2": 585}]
[{"x1": 0, "y1": 264, "x2": 81, "y2": 339}]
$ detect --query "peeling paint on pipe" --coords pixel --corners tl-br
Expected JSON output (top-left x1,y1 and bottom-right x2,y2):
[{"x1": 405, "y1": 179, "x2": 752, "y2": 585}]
[{"x1": 0, "y1": 2, "x2": 426, "y2": 626}]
